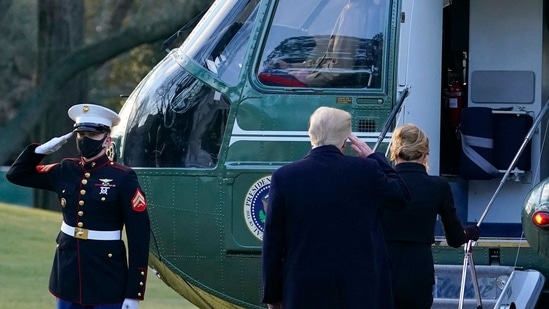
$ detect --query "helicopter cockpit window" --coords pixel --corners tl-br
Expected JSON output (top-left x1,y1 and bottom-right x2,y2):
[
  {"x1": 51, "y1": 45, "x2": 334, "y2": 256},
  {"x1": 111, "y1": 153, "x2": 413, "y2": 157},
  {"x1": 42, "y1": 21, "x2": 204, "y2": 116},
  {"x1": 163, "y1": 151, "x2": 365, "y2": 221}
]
[
  {"x1": 122, "y1": 55, "x2": 230, "y2": 168},
  {"x1": 183, "y1": 0, "x2": 260, "y2": 85},
  {"x1": 257, "y1": 0, "x2": 387, "y2": 88}
]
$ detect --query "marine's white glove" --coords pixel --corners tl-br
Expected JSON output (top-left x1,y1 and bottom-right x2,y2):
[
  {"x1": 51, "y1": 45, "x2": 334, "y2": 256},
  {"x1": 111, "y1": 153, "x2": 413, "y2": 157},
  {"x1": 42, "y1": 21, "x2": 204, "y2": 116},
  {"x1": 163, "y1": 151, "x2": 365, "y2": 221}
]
[
  {"x1": 35, "y1": 132, "x2": 74, "y2": 155},
  {"x1": 121, "y1": 298, "x2": 139, "y2": 309}
]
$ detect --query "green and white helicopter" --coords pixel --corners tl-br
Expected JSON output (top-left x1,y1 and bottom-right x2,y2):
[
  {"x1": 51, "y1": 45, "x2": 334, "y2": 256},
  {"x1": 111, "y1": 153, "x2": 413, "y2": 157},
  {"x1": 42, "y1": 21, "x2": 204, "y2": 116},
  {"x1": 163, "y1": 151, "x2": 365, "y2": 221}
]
[{"x1": 111, "y1": 0, "x2": 549, "y2": 307}]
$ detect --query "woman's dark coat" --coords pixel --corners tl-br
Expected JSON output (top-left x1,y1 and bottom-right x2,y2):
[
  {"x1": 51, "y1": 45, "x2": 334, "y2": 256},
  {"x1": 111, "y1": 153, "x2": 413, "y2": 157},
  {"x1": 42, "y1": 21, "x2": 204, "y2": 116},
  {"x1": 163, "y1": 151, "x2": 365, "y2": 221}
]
[{"x1": 382, "y1": 162, "x2": 470, "y2": 309}]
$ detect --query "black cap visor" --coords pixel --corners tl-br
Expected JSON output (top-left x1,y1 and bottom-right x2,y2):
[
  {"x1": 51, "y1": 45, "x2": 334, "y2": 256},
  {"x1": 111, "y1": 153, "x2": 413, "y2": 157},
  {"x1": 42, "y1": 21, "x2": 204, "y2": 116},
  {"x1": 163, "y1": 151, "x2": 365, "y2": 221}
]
[{"x1": 73, "y1": 123, "x2": 110, "y2": 133}]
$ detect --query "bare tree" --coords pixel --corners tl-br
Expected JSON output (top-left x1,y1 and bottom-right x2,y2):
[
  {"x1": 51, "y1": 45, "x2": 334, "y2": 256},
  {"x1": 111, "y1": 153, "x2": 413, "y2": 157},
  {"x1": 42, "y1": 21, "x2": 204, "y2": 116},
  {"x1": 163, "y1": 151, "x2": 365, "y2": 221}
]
[
  {"x1": 0, "y1": 0, "x2": 211, "y2": 209},
  {"x1": 106, "y1": 0, "x2": 135, "y2": 32},
  {"x1": 33, "y1": 0, "x2": 86, "y2": 210},
  {"x1": 0, "y1": 0, "x2": 13, "y2": 23},
  {"x1": 0, "y1": 0, "x2": 37, "y2": 125}
]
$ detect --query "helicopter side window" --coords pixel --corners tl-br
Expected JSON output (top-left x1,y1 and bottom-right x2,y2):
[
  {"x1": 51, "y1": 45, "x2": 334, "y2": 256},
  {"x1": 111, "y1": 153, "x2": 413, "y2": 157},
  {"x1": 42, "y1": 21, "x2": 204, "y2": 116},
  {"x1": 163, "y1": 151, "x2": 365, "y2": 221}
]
[
  {"x1": 123, "y1": 56, "x2": 230, "y2": 168},
  {"x1": 257, "y1": 0, "x2": 387, "y2": 89},
  {"x1": 186, "y1": 0, "x2": 260, "y2": 86},
  {"x1": 208, "y1": 20, "x2": 255, "y2": 85}
]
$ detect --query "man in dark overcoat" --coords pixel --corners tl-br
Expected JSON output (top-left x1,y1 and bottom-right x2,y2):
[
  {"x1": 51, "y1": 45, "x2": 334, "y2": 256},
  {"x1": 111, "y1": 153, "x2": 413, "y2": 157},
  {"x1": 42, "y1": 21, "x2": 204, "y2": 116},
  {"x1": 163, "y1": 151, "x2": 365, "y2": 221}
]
[
  {"x1": 6, "y1": 103, "x2": 150, "y2": 309},
  {"x1": 261, "y1": 106, "x2": 410, "y2": 309}
]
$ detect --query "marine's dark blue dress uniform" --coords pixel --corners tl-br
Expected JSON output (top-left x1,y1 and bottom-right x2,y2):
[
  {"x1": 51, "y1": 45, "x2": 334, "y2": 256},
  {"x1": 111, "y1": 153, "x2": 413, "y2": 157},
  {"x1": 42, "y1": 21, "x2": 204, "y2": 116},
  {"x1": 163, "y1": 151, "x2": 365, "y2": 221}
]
[{"x1": 6, "y1": 144, "x2": 150, "y2": 306}]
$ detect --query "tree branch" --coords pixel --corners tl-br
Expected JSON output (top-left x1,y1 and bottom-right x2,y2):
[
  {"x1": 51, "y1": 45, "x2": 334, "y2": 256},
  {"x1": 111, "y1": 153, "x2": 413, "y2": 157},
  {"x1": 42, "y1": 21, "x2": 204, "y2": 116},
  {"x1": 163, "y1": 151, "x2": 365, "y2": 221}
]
[{"x1": 0, "y1": 17, "x2": 188, "y2": 164}]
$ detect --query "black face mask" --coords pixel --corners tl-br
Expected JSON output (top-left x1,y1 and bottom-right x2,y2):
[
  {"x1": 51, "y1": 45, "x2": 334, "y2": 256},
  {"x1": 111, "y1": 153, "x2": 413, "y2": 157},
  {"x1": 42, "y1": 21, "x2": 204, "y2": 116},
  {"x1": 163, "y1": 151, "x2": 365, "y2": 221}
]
[{"x1": 77, "y1": 135, "x2": 106, "y2": 159}]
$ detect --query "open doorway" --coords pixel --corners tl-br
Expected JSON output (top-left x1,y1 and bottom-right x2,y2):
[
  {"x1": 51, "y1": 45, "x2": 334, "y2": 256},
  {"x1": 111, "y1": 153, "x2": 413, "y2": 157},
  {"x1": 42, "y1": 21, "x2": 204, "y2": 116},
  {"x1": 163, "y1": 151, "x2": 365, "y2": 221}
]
[{"x1": 440, "y1": 0, "x2": 469, "y2": 176}]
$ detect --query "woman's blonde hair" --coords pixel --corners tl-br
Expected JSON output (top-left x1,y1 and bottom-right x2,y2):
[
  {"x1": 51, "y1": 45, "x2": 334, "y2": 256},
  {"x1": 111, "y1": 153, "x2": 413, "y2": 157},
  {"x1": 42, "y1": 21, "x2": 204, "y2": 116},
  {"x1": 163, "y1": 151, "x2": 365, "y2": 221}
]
[
  {"x1": 389, "y1": 123, "x2": 430, "y2": 163},
  {"x1": 308, "y1": 107, "x2": 351, "y2": 148}
]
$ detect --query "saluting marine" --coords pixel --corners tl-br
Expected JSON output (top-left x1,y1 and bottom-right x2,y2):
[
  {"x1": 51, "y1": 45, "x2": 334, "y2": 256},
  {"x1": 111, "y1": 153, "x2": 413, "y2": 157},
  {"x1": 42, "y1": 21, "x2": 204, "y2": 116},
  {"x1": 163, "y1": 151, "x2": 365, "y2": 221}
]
[{"x1": 6, "y1": 104, "x2": 150, "y2": 309}]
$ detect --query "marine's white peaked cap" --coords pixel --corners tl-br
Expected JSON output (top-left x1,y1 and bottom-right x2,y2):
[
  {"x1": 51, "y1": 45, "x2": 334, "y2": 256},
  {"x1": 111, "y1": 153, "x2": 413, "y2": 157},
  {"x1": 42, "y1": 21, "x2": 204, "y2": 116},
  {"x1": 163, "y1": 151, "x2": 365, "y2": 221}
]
[{"x1": 68, "y1": 103, "x2": 121, "y2": 133}]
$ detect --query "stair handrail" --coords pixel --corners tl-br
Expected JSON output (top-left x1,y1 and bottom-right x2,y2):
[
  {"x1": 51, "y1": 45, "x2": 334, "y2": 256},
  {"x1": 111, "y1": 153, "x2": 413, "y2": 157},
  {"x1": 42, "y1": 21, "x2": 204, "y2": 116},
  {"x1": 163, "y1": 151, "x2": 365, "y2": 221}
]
[{"x1": 458, "y1": 97, "x2": 549, "y2": 309}]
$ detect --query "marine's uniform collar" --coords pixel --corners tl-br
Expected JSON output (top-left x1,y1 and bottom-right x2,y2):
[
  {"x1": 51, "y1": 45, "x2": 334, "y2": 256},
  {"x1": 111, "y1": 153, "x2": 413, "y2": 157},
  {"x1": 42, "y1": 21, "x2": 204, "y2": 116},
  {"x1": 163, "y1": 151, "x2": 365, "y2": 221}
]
[{"x1": 79, "y1": 154, "x2": 111, "y2": 169}]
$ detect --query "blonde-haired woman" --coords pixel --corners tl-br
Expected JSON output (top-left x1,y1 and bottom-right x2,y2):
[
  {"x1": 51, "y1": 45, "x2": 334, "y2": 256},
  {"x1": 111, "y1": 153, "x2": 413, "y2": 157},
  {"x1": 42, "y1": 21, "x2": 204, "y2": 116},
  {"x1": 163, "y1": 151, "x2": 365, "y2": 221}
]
[{"x1": 382, "y1": 123, "x2": 480, "y2": 309}]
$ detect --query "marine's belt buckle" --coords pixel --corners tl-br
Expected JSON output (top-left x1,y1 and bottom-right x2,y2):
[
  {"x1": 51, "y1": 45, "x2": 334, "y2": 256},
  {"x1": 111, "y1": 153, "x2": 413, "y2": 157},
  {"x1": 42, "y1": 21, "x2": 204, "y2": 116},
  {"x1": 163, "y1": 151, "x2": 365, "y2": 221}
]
[{"x1": 74, "y1": 227, "x2": 88, "y2": 240}]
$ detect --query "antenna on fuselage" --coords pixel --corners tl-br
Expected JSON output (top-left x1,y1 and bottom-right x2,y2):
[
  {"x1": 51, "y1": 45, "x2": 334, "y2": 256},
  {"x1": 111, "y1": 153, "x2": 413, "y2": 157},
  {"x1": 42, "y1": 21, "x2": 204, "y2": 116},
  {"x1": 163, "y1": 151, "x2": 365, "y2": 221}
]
[{"x1": 373, "y1": 85, "x2": 411, "y2": 152}]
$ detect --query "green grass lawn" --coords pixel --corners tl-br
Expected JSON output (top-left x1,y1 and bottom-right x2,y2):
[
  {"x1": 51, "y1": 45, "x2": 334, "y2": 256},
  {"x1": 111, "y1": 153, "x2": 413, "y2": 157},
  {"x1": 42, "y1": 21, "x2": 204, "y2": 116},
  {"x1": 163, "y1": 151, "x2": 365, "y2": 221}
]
[{"x1": 0, "y1": 203, "x2": 197, "y2": 309}]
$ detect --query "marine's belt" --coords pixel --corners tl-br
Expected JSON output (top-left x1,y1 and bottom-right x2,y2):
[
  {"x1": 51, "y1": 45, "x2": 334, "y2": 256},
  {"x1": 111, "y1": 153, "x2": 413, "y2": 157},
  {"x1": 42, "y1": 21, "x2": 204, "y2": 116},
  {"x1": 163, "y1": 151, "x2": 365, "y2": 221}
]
[{"x1": 61, "y1": 221, "x2": 121, "y2": 240}]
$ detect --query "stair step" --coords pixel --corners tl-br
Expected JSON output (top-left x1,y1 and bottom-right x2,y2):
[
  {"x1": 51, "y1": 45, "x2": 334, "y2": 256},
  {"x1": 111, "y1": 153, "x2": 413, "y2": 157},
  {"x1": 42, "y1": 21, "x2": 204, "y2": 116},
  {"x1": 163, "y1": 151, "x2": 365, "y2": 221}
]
[{"x1": 432, "y1": 264, "x2": 515, "y2": 309}]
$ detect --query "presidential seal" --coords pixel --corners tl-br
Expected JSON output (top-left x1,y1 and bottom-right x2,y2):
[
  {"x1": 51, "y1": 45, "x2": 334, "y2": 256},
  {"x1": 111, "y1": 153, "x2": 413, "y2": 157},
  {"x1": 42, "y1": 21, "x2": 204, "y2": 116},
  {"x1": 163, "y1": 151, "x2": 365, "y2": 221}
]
[{"x1": 243, "y1": 176, "x2": 271, "y2": 240}]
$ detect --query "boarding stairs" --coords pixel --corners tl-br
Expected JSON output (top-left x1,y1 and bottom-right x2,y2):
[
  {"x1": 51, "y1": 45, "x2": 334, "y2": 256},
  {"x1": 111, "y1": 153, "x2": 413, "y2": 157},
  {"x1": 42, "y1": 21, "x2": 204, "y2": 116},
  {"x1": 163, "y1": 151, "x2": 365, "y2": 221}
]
[{"x1": 433, "y1": 264, "x2": 545, "y2": 309}]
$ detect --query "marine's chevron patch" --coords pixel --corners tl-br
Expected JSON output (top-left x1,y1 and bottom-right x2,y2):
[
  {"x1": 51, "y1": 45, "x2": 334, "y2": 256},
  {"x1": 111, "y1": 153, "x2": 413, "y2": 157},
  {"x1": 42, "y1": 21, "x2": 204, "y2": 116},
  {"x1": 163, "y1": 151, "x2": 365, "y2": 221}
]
[{"x1": 131, "y1": 189, "x2": 147, "y2": 212}]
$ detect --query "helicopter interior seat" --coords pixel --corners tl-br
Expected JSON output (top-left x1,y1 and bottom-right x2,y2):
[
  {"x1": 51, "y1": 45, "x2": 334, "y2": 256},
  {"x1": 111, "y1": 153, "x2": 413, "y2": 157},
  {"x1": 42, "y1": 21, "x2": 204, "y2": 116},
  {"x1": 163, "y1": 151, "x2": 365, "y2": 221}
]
[
  {"x1": 459, "y1": 107, "x2": 532, "y2": 180},
  {"x1": 460, "y1": 70, "x2": 535, "y2": 180},
  {"x1": 257, "y1": 24, "x2": 313, "y2": 87},
  {"x1": 319, "y1": 36, "x2": 382, "y2": 89},
  {"x1": 348, "y1": 38, "x2": 377, "y2": 88},
  {"x1": 258, "y1": 35, "x2": 378, "y2": 88},
  {"x1": 261, "y1": 24, "x2": 311, "y2": 62}
]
